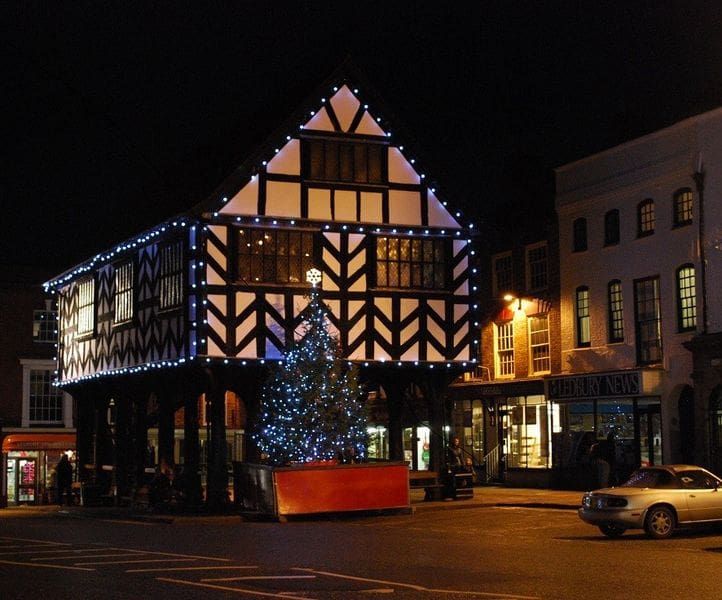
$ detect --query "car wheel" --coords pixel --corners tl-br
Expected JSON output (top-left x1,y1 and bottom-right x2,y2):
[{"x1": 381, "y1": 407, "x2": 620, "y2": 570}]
[
  {"x1": 598, "y1": 523, "x2": 626, "y2": 538},
  {"x1": 644, "y1": 505, "x2": 675, "y2": 539}
]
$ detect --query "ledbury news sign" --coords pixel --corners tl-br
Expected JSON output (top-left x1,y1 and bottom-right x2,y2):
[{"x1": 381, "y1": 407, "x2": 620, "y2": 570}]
[{"x1": 546, "y1": 371, "x2": 641, "y2": 401}]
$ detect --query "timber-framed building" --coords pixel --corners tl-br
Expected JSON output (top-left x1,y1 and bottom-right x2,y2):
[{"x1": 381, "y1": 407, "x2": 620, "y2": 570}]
[{"x1": 45, "y1": 63, "x2": 478, "y2": 507}]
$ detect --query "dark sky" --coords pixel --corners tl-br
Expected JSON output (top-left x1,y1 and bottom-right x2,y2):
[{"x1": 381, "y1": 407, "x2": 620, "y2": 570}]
[{"x1": 4, "y1": 1, "x2": 722, "y2": 271}]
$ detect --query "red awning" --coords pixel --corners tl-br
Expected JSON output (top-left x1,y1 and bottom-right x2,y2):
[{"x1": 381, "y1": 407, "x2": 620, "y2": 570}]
[{"x1": 2, "y1": 433, "x2": 76, "y2": 452}]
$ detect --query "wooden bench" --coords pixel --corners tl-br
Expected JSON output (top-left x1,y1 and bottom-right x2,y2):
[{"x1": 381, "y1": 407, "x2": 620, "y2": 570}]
[{"x1": 408, "y1": 470, "x2": 445, "y2": 501}]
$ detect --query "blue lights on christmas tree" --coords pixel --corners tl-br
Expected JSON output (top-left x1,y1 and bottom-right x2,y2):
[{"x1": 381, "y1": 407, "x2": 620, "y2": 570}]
[{"x1": 254, "y1": 283, "x2": 368, "y2": 466}]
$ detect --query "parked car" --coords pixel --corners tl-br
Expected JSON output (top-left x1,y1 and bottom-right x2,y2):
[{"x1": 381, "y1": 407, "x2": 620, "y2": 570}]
[{"x1": 578, "y1": 464, "x2": 722, "y2": 539}]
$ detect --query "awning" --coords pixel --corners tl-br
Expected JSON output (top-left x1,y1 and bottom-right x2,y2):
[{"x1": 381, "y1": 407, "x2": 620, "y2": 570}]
[{"x1": 2, "y1": 433, "x2": 76, "y2": 453}]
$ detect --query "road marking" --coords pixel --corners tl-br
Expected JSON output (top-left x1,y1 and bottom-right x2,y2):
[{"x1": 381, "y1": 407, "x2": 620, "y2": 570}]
[
  {"x1": 201, "y1": 574, "x2": 317, "y2": 582},
  {"x1": 294, "y1": 568, "x2": 542, "y2": 599},
  {"x1": 128, "y1": 565, "x2": 258, "y2": 573},
  {"x1": 1, "y1": 548, "x2": 112, "y2": 556},
  {"x1": 0, "y1": 536, "x2": 69, "y2": 545},
  {"x1": 158, "y1": 576, "x2": 319, "y2": 599},
  {"x1": 75, "y1": 558, "x2": 198, "y2": 566},
  {"x1": 0, "y1": 558, "x2": 95, "y2": 571}
]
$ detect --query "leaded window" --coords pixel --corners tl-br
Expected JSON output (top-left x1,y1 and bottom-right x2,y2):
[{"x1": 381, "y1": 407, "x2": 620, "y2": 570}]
[
  {"x1": 114, "y1": 261, "x2": 134, "y2": 324},
  {"x1": 375, "y1": 236, "x2": 446, "y2": 290},
  {"x1": 159, "y1": 240, "x2": 183, "y2": 310},
  {"x1": 237, "y1": 228, "x2": 314, "y2": 285},
  {"x1": 77, "y1": 277, "x2": 95, "y2": 336},
  {"x1": 304, "y1": 138, "x2": 385, "y2": 184}
]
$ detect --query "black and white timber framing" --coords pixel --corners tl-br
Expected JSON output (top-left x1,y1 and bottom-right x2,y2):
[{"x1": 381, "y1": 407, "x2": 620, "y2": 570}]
[{"x1": 45, "y1": 62, "x2": 479, "y2": 508}]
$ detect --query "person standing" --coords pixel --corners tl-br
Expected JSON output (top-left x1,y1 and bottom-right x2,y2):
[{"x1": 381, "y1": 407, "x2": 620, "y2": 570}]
[{"x1": 56, "y1": 454, "x2": 73, "y2": 506}]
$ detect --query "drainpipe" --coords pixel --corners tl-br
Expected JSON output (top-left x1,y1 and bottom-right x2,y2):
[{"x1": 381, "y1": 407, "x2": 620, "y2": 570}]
[{"x1": 693, "y1": 166, "x2": 707, "y2": 335}]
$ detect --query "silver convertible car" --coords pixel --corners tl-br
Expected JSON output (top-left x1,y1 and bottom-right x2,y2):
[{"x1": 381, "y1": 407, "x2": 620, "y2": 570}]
[{"x1": 578, "y1": 464, "x2": 722, "y2": 539}]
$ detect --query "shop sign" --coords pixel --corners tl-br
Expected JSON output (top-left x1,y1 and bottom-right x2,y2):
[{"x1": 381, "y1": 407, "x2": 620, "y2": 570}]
[{"x1": 547, "y1": 371, "x2": 641, "y2": 401}]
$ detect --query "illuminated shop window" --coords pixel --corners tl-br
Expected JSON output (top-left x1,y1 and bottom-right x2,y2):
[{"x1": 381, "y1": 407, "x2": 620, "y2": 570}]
[
  {"x1": 375, "y1": 236, "x2": 446, "y2": 290},
  {"x1": 237, "y1": 228, "x2": 314, "y2": 284},
  {"x1": 501, "y1": 395, "x2": 550, "y2": 469}
]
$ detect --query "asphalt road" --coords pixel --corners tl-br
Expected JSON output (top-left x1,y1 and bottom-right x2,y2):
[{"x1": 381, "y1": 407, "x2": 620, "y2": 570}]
[{"x1": 2, "y1": 504, "x2": 722, "y2": 599}]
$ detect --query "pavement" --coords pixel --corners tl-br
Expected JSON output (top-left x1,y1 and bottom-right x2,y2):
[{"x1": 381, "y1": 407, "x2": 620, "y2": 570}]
[{"x1": 1, "y1": 486, "x2": 584, "y2": 523}]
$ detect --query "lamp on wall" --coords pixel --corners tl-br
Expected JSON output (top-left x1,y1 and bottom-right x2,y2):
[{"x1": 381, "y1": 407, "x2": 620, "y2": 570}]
[{"x1": 503, "y1": 293, "x2": 523, "y2": 311}]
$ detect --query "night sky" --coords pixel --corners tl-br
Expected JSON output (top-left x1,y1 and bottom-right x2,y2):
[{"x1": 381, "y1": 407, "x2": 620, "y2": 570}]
[{"x1": 4, "y1": 2, "x2": 722, "y2": 272}]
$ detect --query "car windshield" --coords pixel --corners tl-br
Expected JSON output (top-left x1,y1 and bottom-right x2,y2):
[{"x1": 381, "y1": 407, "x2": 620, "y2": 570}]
[{"x1": 620, "y1": 469, "x2": 677, "y2": 489}]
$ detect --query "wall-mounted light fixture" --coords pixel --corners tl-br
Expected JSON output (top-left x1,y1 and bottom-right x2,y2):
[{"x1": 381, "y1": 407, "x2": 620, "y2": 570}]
[{"x1": 503, "y1": 293, "x2": 523, "y2": 311}]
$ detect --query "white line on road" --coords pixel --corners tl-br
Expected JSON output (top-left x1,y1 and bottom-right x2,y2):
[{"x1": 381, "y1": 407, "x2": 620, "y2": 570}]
[
  {"x1": 128, "y1": 565, "x2": 259, "y2": 573},
  {"x1": 201, "y1": 575, "x2": 317, "y2": 582},
  {"x1": 158, "y1": 576, "x2": 319, "y2": 599},
  {"x1": 75, "y1": 558, "x2": 198, "y2": 566},
  {"x1": 0, "y1": 558, "x2": 95, "y2": 571}
]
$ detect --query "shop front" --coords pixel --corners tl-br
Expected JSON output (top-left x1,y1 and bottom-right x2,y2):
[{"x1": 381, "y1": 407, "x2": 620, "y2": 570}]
[
  {"x1": 2, "y1": 433, "x2": 76, "y2": 506},
  {"x1": 547, "y1": 370, "x2": 662, "y2": 490}
]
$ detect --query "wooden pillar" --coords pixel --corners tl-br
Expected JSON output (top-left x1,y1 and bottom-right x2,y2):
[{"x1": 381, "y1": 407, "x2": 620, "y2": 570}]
[
  {"x1": 182, "y1": 391, "x2": 202, "y2": 507},
  {"x1": 134, "y1": 395, "x2": 149, "y2": 488},
  {"x1": 206, "y1": 384, "x2": 228, "y2": 509},
  {"x1": 157, "y1": 391, "x2": 175, "y2": 474},
  {"x1": 114, "y1": 396, "x2": 132, "y2": 501},
  {"x1": 74, "y1": 389, "x2": 95, "y2": 484}
]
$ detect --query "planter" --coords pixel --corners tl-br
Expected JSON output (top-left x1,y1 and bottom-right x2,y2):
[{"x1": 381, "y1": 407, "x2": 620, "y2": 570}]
[{"x1": 234, "y1": 461, "x2": 410, "y2": 519}]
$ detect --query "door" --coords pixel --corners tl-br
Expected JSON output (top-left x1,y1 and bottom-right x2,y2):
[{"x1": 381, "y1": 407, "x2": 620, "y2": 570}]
[
  {"x1": 638, "y1": 405, "x2": 662, "y2": 467},
  {"x1": 18, "y1": 458, "x2": 37, "y2": 503}
]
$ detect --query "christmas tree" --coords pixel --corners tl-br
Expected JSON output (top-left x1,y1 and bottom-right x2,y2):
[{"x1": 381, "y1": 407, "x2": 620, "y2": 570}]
[{"x1": 254, "y1": 282, "x2": 368, "y2": 466}]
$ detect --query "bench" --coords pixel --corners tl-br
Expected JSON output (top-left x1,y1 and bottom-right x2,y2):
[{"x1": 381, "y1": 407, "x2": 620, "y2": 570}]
[{"x1": 408, "y1": 471, "x2": 445, "y2": 501}]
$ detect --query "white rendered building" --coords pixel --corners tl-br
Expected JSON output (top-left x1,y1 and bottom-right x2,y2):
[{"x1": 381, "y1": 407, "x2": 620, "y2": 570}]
[{"x1": 553, "y1": 108, "x2": 722, "y2": 481}]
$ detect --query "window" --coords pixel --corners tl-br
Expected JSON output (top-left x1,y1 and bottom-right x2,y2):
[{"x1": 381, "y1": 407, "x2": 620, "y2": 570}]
[
  {"x1": 526, "y1": 243, "x2": 548, "y2": 291},
  {"x1": 635, "y1": 276, "x2": 662, "y2": 364},
  {"x1": 114, "y1": 261, "x2": 134, "y2": 324},
  {"x1": 501, "y1": 395, "x2": 550, "y2": 469},
  {"x1": 575, "y1": 286, "x2": 590, "y2": 347},
  {"x1": 238, "y1": 228, "x2": 314, "y2": 285},
  {"x1": 29, "y1": 369, "x2": 63, "y2": 424},
  {"x1": 304, "y1": 138, "x2": 385, "y2": 184},
  {"x1": 604, "y1": 209, "x2": 620, "y2": 246},
  {"x1": 676, "y1": 264, "x2": 696, "y2": 332},
  {"x1": 637, "y1": 199, "x2": 655, "y2": 237},
  {"x1": 77, "y1": 277, "x2": 95, "y2": 336},
  {"x1": 673, "y1": 188, "x2": 693, "y2": 226},
  {"x1": 159, "y1": 240, "x2": 183, "y2": 310},
  {"x1": 607, "y1": 280, "x2": 624, "y2": 343},
  {"x1": 495, "y1": 321, "x2": 514, "y2": 377},
  {"x1": 572, "y1": 218, "x2": 587, "y2": 252},
  {"x1": 529, "y1": 315, "x2": 550, "y2": 374},
  {"x1": 376, "y1": 236, "x2": 446, "y2": 290},
  {"x1": 33, "y1": 308, "x2": 57, "y2": 343},
  {"x1": 493, "y1": 252, "x2": 513, "y2": 296}
]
